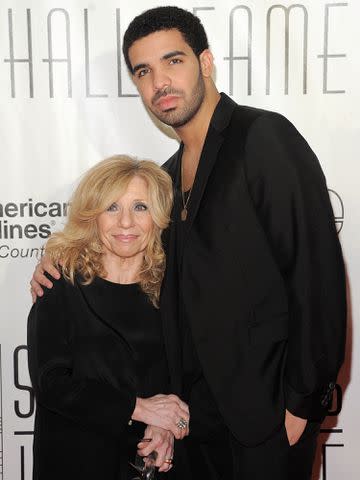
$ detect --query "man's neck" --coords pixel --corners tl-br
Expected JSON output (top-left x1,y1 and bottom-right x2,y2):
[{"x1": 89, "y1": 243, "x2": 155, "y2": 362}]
[{"x1": 175, "y1": 89, "x2": 221, "y2": 154}]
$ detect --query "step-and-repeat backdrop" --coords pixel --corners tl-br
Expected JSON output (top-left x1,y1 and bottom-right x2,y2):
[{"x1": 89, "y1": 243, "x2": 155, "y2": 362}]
[{"x1": 0, "y1": 1, "x2": 358, "y2": 478}]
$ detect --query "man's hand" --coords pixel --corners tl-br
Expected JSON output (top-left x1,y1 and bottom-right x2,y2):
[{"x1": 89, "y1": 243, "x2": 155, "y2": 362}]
[
  {"x1": 284, "y1": 409, "x2": 307, "y2": 446},
  {"x1": 30, "y1": 254, "x2": 60, "y2": 302},
  {"x1": 137, "y1": 425, "x2": 174, "y2": 472}
]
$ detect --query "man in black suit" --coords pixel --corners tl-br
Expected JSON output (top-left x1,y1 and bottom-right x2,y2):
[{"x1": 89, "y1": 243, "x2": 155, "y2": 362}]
[
  {"x1": 121, "y1": 6, "x2": 346, "y2": 480},
  {"x1": 32, "y1": 6, "x2": 346, "y2": 479}
]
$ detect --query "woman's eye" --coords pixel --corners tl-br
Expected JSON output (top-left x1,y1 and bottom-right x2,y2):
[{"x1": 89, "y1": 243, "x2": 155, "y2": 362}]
[
  {"x1": 134, "y1": 203, "x2": 148, "y2": 212},
  {"x1": 107, "y1": 203, "x2": 118, "y2": 212}
]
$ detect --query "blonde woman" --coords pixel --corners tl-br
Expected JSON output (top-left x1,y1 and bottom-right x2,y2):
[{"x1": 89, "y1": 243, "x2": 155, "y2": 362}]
[{"x1": 27, "y1": 156, "x2": 189, "y2": 480}]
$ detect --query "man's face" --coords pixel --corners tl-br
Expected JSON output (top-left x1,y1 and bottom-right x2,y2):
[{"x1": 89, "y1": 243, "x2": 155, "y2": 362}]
[{"x1": 128, "y1": 29, "x2": 205, "y2": 128}]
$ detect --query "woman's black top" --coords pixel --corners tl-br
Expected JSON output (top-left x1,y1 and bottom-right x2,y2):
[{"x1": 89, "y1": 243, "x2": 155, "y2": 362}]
[
  {"x1": 27, "y1": 274, "x2": 170, "y2": 480},
  {"x1": 84, "y1": 276, "x2": 169, "y2": 399}
]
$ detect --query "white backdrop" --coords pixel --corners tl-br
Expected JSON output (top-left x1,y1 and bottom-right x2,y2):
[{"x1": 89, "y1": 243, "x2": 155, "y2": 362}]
[{"x1": 0, "y1": 1, "x2": 358, "y2": 478}]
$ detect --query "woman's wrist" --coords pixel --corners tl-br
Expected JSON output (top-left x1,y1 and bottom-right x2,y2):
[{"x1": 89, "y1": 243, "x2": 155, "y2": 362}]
[{"x1": 131, "y1": 397, "x2": 144, "y2": 422}]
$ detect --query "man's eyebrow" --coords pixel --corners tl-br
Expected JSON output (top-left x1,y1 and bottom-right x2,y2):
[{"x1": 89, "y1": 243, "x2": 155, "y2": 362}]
[
  {"x1": 132, "y1": 63, "x2": 148, "y2": 75},
  {"x1": 162, "y1": 50, "x2": 186, "y2": 60},
  {"x1": 132, "y1": 50, "x2": 187, "y2": 74}
]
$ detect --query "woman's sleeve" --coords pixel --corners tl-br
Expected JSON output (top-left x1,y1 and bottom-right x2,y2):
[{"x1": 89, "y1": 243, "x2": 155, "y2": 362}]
[{"x1": 27, "y1": 278, "x2": 136, "y2": 438}]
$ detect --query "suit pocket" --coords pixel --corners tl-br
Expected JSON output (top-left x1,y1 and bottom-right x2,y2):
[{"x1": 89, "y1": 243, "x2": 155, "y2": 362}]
[{"x1": 248, "y1": 309, "x2": 288, "y2": 346}]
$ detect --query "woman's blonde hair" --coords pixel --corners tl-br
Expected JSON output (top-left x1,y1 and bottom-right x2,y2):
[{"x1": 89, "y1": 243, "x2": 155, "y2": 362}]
[{"x1": 46, "y1": 155, "x2": 173, "y2": 307}]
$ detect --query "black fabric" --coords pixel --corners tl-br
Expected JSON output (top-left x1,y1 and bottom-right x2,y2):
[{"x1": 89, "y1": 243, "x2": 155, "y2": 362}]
[
  {"x1": 161, "y1": 93, "x2": 346, "y2": 448},
  {"x1": 82, "y1": 276, "x2": 170, "y2": 398},
  {"x1": 28, "y1": 275, "x2": 170, "y2": 480},
  {"x1": 185, "y1": 421, "x2": 320, "y2": 480},
  {"x1": 173, "y1": 153, "x2": 226, "y2": 441}
]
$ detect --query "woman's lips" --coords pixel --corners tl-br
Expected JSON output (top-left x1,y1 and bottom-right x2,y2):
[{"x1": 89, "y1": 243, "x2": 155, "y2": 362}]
[{"x1": 113, "y1": 234, "x2": 138, "y2": 242}]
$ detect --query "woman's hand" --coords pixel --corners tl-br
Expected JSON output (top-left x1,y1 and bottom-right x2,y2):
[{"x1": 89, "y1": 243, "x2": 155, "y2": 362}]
[
  {"x1": 137, "y1": 425, "x2": 174, "y2": 472},
  {"x1": 132, "y1": 394, "x2": 190, "y2": 439},
  {"x1": 30, "y1": 254, "x2": 60, "y2": 302}
]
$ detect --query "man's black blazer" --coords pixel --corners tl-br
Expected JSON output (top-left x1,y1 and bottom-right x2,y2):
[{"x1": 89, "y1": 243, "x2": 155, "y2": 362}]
[{"x1": 161, "y1": 93, "x2": 346, "y2": 447}]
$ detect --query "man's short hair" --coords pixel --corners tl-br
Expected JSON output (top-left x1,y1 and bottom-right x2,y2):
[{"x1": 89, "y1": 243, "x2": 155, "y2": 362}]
[{"x1": 123, "y1": 6, "x2": 209, "y2": 73}]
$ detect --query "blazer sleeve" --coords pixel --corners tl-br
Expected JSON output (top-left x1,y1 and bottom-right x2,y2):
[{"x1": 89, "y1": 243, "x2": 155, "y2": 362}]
[
  {"x1": 243, "y1": 112, "x2": 346, "y2": 420},
  {"x1": 27, "y1": 277, "x2": 136, "y2": 438}
]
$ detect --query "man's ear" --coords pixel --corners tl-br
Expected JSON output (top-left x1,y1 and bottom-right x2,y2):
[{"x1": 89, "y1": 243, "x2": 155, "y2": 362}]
[{"x1": 199, "y1": 49, "x2": 214, "y2": 78}]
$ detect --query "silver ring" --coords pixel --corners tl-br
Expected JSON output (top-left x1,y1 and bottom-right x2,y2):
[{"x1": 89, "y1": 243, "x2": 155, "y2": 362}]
[{"x1": 176, "y1": 417, "x2": 188, "y2": 429}]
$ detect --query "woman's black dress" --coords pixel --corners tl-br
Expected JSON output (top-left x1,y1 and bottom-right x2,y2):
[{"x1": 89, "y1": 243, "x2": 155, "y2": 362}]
[{"x1": 27, "y1": 275, "x2": 172, "y2": 480}]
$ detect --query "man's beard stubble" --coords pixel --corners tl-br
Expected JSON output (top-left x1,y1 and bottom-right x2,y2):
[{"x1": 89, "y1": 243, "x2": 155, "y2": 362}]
[{"x1": 150, "y1": 70, "x2": 205, "y2": 129}]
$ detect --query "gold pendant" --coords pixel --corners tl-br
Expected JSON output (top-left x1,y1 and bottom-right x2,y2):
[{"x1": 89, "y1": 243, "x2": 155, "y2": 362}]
[{"x1": 181, "y1": 208, "x2": 188, "y2": 221}]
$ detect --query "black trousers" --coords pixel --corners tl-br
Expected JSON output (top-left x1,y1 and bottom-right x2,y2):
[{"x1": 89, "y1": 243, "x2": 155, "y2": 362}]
[{"x1": 185, "y1": 421, "x2": 320, "y2": 480}]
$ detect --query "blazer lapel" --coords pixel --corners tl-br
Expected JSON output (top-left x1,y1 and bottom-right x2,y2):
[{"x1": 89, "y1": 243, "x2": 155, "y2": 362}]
[
  {"x1": 183, "y1": 93, "x2": 238, "y2": 237},
  {"x1": 160, "y1": 146, "x2": 184, "y2": 393},
  {"x1": 159, "y1": 94, "x2": 238, "y2": 390},
  {"x1": 160, "y1": 220, "x2": 182, "y2": 393},
  {"x1": 184, "y1": 126, "x2": 223, "y2": 235}
]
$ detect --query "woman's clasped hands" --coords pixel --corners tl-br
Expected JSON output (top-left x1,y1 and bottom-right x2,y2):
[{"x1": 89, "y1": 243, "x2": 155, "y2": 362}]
[{"x1": 132, "y1": 393, "x2": 190, "y2": 472}]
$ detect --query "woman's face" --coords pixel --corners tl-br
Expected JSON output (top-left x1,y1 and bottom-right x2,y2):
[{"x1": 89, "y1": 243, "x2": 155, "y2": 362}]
[{"x1": 96, "y1": 176, "x2": 154, "y2": 263}]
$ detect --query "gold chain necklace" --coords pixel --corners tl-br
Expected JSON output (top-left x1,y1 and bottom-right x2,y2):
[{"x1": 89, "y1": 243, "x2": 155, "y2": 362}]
[{"x1": 180, "y1": 158, "x2": 193, "y2": 221}]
